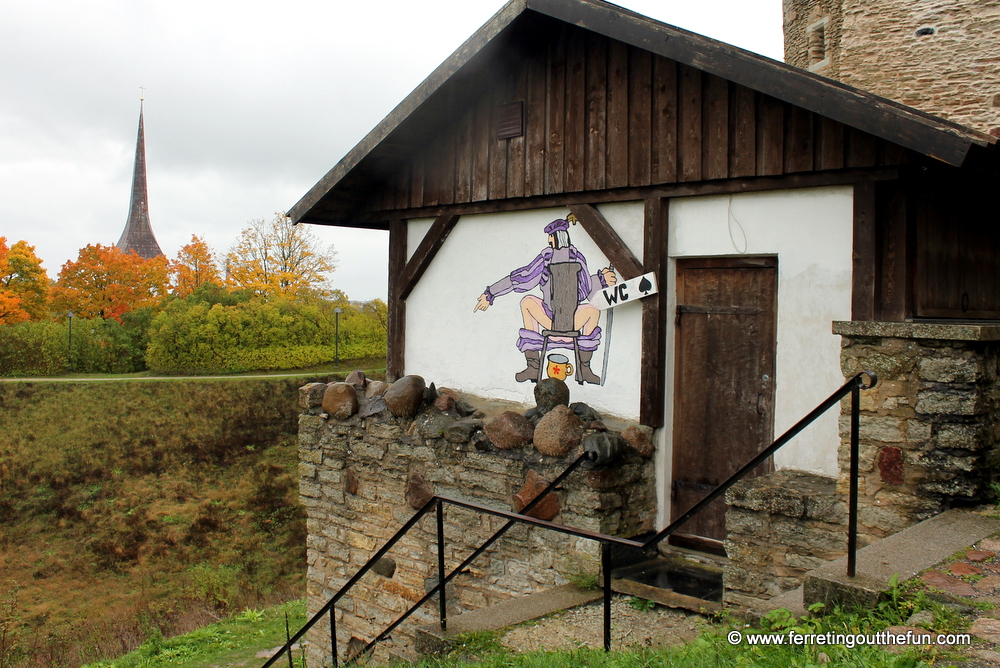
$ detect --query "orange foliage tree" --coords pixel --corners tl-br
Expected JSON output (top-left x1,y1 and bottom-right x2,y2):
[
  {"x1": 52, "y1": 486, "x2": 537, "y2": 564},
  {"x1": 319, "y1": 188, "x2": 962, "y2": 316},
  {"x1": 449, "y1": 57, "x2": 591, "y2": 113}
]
[
  {"x1": 52, "y1": 244, "x2": 169, "y2": 320},
  {"x1": 170, "y1": 234, "x2": 221, "y2": 297},
  {"x1": 0, "y1": 237, "x2": 50, "y2": 324},
  {"x1": 225, "y1": 213, "x2": 337, "y2": 298}
]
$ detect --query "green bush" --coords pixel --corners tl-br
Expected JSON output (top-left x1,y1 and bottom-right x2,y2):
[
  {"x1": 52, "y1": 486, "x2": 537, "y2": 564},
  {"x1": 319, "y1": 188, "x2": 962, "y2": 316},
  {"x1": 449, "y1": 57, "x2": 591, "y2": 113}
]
[
  {"x1": 146, "y1": 296, "x2": 386, "y2": 374},
  {"x1": 0, "y1": 313, "x2": 152, "y2": 377}
]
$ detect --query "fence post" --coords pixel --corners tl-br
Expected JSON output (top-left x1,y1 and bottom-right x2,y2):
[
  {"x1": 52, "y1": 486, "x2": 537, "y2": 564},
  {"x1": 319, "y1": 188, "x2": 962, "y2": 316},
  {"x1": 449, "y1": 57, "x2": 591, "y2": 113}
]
[
  {"x1": 848, "y1": 380, "x2": 860, "y2": 577},
  {"x1": 602, "y1": 542, "x2": 612, "y2": 651},
  {"x1": 330, "y1": 605, "x2": 338, "y2": 667},
  {"x1": 437, "y1": 499, "x2": 447, "y2": 631}
]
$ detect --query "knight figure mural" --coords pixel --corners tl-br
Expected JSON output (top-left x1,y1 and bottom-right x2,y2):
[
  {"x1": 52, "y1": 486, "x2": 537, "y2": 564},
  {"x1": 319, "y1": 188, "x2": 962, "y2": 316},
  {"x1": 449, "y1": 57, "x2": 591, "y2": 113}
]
[{"x1": 474, "y1": 214, "x2": 617, "y2": 385}]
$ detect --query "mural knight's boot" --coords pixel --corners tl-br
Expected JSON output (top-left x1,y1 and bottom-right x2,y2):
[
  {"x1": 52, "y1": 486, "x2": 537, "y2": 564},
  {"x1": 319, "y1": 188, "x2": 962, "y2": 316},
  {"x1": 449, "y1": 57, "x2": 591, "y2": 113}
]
[
  {"x1": 515, "y1": 351, "x2": 540, "y2": 382},
  {"x1": 578, "y1": 350, "x2": 601, "y2": 385}
]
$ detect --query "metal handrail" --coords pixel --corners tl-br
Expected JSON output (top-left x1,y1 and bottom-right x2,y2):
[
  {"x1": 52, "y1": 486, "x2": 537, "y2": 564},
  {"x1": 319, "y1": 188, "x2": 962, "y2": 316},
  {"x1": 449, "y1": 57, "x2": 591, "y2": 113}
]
[{"x1": 263, "y1": 371, "x2": 877, "y2": 666}]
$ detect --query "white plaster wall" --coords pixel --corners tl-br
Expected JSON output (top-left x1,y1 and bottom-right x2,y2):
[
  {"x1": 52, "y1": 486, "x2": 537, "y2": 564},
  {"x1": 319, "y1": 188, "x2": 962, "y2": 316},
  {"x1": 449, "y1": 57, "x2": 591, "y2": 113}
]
[
  {"x1": 654, "y1": 186, "x2": 853, "y2": 526},
  {"x1": 405, "y1": 204, "x2": 645, "y2": 421}
]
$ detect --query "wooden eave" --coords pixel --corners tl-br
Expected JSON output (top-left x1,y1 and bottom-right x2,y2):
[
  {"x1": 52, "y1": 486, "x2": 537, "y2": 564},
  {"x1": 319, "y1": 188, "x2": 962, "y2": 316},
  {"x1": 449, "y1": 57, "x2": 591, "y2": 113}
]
[{"x1": 289, "y1": 0, "x2": 998, "y2": 229}]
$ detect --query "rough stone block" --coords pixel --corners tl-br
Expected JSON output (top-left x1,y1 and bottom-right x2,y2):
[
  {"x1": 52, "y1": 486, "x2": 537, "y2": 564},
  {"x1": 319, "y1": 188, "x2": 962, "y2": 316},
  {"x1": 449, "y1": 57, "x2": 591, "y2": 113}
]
[
  {"x1": 916, "y1": 387, "x2": 978, "y2": 416},
  {"x1": 300, "y1": 382, "x2": 328, "y2": 409},
  {"x1": 918, "y1": 354, "x2": 981, "y2": 384}
]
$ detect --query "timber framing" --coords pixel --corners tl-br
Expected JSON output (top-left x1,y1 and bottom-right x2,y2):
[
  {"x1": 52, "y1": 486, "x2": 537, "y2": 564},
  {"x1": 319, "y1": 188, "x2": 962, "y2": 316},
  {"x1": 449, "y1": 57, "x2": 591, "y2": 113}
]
[{"x1": 288, "y1": 0, "x2": 996, "y2": 229}]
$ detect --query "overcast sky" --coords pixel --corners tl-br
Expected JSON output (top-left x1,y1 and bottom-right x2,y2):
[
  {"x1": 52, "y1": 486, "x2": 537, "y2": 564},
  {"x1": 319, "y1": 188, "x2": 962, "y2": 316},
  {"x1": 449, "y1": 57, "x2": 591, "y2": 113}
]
[{"x1": 0, "y1": 0, "x2": 783, "y2": 302}]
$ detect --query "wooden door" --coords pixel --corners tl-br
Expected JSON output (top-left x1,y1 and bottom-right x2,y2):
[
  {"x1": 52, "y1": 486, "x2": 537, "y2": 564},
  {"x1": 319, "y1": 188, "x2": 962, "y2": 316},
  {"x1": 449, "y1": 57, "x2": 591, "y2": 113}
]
[{"x1": 671, "y1": 257, "x2": 777, "y2": 549}]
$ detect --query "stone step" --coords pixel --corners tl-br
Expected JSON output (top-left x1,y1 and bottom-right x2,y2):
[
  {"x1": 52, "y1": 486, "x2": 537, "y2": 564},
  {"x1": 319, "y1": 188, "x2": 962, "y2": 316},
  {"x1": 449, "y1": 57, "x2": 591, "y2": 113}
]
[
  {"x1": 415, "y1": 584, "x2": 603, "y2": 655},
  {"x1": 803, "y1": 509, "x2": 1000, "y2": 610}
]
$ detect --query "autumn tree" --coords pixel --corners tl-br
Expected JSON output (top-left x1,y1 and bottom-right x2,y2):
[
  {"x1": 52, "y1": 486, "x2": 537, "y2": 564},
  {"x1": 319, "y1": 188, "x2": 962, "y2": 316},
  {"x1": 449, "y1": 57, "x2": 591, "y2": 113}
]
[
  {"x1": 171, "y1": 234, "x2": 221, "y2": 297},
  {"x1": 225, "y1": 213, "x2": 337, "y2": 298},
  {"x1": 52, "y1": 244, "x2": 169, "y2": 320},
  {"x1": 0, "y1": 237, "x2": 50, "y2": 324}
]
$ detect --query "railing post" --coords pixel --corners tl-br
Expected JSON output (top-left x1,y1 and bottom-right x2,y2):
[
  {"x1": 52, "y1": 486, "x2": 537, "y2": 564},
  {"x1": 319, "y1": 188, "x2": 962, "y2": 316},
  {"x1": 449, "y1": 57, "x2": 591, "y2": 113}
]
[
  {"x1": 848, "y1": 380, "x2": 861, "y2": 577},
  {"x1": 330, "y1": 605, "x2": 338, "y2": 667},
  {"x1": 602, "y1": 542, "x2": 611, "y2": 652},
  {"x1": 437, "y1": 499, "x2": 447, "y2": 631}
]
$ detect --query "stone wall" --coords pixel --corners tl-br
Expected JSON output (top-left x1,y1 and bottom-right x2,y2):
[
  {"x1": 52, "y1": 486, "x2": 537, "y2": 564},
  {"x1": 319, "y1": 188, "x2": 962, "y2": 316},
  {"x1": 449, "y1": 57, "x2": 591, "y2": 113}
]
[
  {"x1": 723, "y1": 470, "x2": 847, "y2": 610},
  {"x1": 783, "y1": 0, "x2": 1000, "y2": 136},
  {"x1": 836, "y1": 321, "x2": 1000, "y2": 541},
  {"x1": 298, "y1": 373, "x2": 656, "y2": 665},
  {"x1": 723, "y1": 322, "x2": 1000, "y2": 611}
]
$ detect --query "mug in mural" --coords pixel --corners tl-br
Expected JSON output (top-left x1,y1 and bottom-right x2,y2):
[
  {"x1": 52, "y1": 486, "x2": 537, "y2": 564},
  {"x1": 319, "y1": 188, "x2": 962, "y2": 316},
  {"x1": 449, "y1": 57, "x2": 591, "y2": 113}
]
[{"x1": 546, "y1": 354, "x2": 574, "y2": 380}]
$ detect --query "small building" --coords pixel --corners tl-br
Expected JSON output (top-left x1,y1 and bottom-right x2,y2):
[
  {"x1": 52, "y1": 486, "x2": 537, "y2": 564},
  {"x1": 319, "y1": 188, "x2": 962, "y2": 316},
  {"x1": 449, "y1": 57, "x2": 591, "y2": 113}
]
[{"x1": 291, "y1": 0, "x2": 1000, "y2": 657}]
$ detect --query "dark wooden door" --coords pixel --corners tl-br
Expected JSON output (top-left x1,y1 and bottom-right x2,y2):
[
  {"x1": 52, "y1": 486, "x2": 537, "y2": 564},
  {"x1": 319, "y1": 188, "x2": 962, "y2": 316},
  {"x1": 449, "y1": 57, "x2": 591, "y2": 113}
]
[{"x1": 671, "y1": 257, "x2": 778, "y2": 548}]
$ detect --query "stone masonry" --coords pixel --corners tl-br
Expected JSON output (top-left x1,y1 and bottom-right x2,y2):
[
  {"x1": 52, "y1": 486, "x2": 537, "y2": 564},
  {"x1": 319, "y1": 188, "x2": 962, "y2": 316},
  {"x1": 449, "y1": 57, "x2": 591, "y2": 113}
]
[
  {"x1": 783, "y1": 0, "x2": 1000, "y2": 136},
  {"x1": 836, "y1": 321, "x2": 1000, "y2": 540},
  {"x1": 723, "y1": 321, "x2": 1000, "y2": 611},
  {"x1": 298, "y1": 375, "x2": 655, "y2": 665}
]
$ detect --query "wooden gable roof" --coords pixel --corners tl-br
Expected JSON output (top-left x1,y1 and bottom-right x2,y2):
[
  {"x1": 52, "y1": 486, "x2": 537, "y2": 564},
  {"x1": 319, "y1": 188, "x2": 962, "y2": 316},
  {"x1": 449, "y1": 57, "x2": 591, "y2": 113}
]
[{"x1": 289, "y1": 0, "x2": 997, "y2": 229}]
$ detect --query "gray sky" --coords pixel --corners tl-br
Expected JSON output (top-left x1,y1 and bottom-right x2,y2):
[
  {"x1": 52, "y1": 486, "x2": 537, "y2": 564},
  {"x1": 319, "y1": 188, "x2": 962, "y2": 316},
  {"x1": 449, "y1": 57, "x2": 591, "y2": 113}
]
[{"x1": 0, "y1": 0, "x2": 783, "y2": 302}]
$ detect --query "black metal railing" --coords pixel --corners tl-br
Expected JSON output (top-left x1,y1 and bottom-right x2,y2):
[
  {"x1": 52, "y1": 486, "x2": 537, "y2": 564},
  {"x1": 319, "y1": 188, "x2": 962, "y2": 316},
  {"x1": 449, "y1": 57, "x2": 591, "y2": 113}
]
[{"x1": 263, "y1": 371, "x2": 876, "y2": 666}]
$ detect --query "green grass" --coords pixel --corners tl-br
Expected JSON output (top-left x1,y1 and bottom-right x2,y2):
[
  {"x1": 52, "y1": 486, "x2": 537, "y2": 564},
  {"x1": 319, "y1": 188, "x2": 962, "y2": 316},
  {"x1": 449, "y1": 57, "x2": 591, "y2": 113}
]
[{"x1": 82, "y1": 600, "x2": 306, "y2": 668}]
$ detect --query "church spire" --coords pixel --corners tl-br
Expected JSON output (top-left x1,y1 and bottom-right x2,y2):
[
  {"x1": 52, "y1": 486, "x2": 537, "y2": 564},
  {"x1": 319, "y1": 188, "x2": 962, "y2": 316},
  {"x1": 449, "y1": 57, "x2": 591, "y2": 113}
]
[{"x1": 116, "y1": 95, "x2": 164, "y2": 259}]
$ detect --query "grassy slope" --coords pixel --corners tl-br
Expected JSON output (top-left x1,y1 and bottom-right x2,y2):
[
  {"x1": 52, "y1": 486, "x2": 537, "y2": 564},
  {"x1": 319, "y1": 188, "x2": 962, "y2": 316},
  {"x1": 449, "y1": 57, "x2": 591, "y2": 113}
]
[{"x1": 0, "y1": 375, "x2": 348, "y2": 666}]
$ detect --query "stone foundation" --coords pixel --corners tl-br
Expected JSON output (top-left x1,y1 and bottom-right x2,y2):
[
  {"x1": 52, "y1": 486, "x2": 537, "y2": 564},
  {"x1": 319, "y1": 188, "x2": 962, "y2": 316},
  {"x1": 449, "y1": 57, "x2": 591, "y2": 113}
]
[
  {"x1": 298, "y1": 375, "x2": 655, "y2": 665},
  {"x1": 723, "y1": 470, "x2": 847, "y2": 610},
  {"x1": 724, "y1": 322, "x2": 1000, "y2": 612},
  {"x1": 836, "y1": 322, "x2": 1000, "y2": 541}
]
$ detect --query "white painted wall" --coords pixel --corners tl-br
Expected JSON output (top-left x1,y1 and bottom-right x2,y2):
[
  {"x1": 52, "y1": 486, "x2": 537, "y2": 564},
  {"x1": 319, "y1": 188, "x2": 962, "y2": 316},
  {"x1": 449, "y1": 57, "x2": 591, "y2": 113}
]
[
  {"x1": 655, "y1": 186, "x2": 854, "y2": 527},
  {"x1": 405, "y1": 204, "x2": 646, "y2": 421}
]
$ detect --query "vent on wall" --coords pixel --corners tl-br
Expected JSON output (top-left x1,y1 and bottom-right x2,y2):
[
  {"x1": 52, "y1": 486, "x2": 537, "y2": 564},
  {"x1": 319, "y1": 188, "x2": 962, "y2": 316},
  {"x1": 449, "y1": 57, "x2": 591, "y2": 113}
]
[{"x1": 497, "y1": 101, "x2": 524, "y2": 140}]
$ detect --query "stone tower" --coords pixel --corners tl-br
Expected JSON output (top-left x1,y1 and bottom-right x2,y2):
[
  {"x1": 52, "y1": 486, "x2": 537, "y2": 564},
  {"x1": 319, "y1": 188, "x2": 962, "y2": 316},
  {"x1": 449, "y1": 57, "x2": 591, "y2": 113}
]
[
  {"x1": 116, "y1": 100, "x2": 164, "y2": 259},
  {"x1": 783, "y1": 0, "x2": 1000, "y2": 137}
]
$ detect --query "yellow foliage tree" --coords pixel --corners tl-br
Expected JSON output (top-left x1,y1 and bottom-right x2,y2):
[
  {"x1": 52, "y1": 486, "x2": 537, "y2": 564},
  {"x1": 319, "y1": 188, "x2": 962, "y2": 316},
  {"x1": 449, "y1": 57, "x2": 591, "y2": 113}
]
[
  {"x1": 171, "y1": 234, "x2": 221, "y2": 297},
  {"x1": 52, "y1": 244, "x2": 169, "y2": 320},
  {"x1": 0, "y1": 237, "x2": 50, "y2": 324},
  {"x1": 225, "y1": 213, "x2": 337, "y2": 298}
]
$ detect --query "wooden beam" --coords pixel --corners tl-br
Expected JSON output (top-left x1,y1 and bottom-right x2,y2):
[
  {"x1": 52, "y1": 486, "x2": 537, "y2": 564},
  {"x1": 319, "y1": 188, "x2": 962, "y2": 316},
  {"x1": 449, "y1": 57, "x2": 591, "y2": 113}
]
[
  {"x1": 387, "y1": 219, "x2": 408, "y2": 382},
  {"x1": 354, "y1": 167, "x2": 900, "y2": 225},
  {"x1": 640, "y1": 197, "x2": 668, "y2": 428},
  {"x1": 397, "y1": 214, "x2": 461, "y2": 300},
  {"x1": 852, "y1": 181, "x2": 876, "y2": 320},
  {"x1": 567, "y1": 203, "x2": 643, "y2": 279}
]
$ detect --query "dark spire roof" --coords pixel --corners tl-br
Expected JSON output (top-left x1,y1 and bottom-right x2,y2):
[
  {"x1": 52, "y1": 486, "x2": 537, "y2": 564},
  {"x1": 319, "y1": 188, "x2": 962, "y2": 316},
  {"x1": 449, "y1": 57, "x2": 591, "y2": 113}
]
[{"x1": 116, "y1": 100, "x2": 164, "y2": 259}]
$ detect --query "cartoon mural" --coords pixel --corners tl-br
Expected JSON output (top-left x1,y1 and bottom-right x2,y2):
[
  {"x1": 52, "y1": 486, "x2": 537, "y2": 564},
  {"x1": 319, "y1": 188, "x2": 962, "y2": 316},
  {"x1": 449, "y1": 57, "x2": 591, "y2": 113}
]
[{"x1": 473, "y1": 214, "x2": 617, "y2": 384}]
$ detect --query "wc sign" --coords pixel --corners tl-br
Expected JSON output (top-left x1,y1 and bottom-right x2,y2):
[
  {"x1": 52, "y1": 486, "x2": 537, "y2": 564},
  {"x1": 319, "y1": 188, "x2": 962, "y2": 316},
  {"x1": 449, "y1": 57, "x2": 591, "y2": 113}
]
[{"x1": 591, "y1": 271, "x2": 658, "y2": 310}]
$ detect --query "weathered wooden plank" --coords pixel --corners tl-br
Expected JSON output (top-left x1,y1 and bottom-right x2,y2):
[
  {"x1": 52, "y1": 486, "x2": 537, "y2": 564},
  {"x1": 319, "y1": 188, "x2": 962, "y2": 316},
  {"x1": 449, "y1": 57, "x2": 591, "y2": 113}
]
[
  {"x1": 729, "y1": 84, "x2": 756, "y2": 178},
  {"x1": 815, "y1": 116, "x2": 845, "y2": 171},
  {"x1": 564, "y1": 25, "x2": 587, "y2": 192},
  {"x1": 398, "y1": 214, "x2": 461, "y2": 300},
  {"x1": 545, "y1": 27, "x2": 567, "y2": 195},
  {"x1": 438, "y1": 127, "x2": 457, "y2": 206},
  {"x1": 651, "y1": 56, "x2": 677, "y2": 184},
  {"x1": 677, "y1": 63, "x2": 701, "y2": 182},
  {"x1": 506, "y1": 55, "x2": 527, "y2": 199},
  {"x1": 367, "y1": 168, "x2": 900, "y2": 220},
  {"x1": 628, "y1": 46, "x2": 652, "y2": 187},
  {"x1": 422, "y1": 141, "x2": 441, "y2": 208},
  {"x1": 455, "y1": 105, "x2": 474, "y2": 203},
  {"x1": 702, "y1": 73, "x2": 728, "y2": 180},
  {"x1": 852, "y1": 181, "x2": 877, "y2": 320},
  {"x1": 525, "y1": 45, "x2": 547, "y2": 197},
  {"x1": 410, "y1": 153, "x2": 425, "y2": 208},
  {"x1": 756, "y1": 94, "x2": 784, "y2": 176},
  {"x1": 847, "y1": 127, "x2": 878, "y2": 168},
  {"x1": 584, "y1": 31, "x2": 608, "y2": 191},
  {"x1": 640, "y1": 197, "x2": 667, "y2": 428},
  {"x1": 489, "y1": 73, "x2": 509, "y2": 200},
  {"x1": 876, "y1": 180, "x2": 909, "y2": 321},
  {"x1": 395, "y1": 164, "x2": 411, "y2": 211},
  {"x1": 387, "y1": 218, "x2": 408, "y2": 381},
  {"x1": 606, "y1": 38, "x2": 629, "y2": 189},
  {"x1": 784, "y1": 105, "x2": 814, "y2": 173},
  {"x1": 471, "y1": 89, "x2": 491, "y2": 202},
  {"x1": 567, "y1": 203, "x2": 643, "y2": 279}
]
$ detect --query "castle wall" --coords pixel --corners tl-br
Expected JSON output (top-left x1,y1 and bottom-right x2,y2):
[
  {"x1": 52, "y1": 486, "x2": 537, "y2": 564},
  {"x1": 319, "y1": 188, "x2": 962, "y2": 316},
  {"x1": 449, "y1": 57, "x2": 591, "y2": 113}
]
[{"x1": 783, "y1": 0, "x2": 1000, "y2": 136}]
